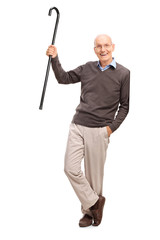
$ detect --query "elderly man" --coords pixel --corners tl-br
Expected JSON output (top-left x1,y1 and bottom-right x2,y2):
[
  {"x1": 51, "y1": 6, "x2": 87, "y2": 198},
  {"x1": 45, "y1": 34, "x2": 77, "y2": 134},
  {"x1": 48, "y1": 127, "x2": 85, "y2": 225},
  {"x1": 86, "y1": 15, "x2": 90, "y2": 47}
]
[{"x1": 46, "y1": 34, "x2": 130, "y2": 227}]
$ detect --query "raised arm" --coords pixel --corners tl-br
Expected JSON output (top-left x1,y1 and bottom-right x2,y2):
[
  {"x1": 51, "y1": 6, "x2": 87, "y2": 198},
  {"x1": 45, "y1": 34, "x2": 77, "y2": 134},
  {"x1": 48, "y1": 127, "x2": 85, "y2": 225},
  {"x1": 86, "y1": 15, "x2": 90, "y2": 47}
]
[{"x1": 46, "y1": 45, "x2": 83, "y2": 84}]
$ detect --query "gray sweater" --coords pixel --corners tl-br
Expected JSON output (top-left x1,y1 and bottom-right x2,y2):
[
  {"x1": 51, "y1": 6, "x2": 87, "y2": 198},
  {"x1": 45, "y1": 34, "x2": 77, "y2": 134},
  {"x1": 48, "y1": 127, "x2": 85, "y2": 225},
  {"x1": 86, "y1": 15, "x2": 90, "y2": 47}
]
[{"x1": 51, "y1": 56, "x2": 130, "y2": 133}]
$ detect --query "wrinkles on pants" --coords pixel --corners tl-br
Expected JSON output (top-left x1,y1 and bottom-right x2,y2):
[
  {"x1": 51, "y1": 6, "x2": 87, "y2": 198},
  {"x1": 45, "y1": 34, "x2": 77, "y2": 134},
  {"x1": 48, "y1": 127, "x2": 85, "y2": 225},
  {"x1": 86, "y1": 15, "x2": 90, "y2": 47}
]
[{"x1": 64, "y1": 123, "x2": 109, "y2": 211}]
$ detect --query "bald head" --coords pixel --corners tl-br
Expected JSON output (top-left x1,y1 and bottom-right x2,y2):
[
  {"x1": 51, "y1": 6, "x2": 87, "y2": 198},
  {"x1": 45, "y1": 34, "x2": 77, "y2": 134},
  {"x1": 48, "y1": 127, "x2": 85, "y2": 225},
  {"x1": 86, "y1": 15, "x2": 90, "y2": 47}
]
[{"x1": 94, "y1": 34, "x2": 113, "y2": 47}]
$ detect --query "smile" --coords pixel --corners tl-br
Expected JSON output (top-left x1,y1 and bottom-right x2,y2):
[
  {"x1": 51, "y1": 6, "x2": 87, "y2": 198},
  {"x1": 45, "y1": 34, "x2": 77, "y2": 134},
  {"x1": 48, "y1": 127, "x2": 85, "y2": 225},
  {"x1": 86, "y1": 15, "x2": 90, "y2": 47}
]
[{"x1": 100, "y1": 53, "x2": 108, "y2": 56}]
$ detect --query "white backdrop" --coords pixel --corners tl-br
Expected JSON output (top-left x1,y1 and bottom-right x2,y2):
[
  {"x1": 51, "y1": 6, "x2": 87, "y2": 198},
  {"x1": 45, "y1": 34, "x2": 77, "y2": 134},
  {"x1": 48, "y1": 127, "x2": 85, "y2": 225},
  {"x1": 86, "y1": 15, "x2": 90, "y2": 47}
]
[{"x1": 0, "y1": 0, "x2": 160, "y2": 239}]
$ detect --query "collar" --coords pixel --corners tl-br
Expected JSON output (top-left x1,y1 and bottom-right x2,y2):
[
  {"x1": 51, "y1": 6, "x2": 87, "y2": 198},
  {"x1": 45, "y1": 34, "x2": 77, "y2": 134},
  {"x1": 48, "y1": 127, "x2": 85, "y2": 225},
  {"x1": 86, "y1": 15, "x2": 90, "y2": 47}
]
[{"x1": 97, "y1": 58, "x2": 116, "y2": 71}]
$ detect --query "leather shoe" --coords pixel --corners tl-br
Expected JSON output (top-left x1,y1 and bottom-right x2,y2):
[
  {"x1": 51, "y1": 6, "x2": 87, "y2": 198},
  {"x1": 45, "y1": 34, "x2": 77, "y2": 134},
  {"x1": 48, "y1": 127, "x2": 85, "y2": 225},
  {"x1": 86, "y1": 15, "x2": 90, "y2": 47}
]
[
  {"x1": 79, "y1": 214, "x2": 93, "y2": 227},
  {"x1": 90, "y1": 195, "x2": 105, "y2": 226}
]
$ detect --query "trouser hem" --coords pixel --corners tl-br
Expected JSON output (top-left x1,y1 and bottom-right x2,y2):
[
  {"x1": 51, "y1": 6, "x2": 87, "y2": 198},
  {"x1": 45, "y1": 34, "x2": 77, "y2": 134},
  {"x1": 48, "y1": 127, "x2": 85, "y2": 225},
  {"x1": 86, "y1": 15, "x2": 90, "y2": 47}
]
[{"x1": 83, "y1": 196, "x2": 99, "y2": 211}]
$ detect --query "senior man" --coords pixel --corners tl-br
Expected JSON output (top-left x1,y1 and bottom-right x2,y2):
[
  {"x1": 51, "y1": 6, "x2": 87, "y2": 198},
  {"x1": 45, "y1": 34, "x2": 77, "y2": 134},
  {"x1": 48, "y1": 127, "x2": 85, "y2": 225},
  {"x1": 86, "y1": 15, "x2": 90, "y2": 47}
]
[{"x1": 46, "y1": 34, "x2": 130, "y2": 227}]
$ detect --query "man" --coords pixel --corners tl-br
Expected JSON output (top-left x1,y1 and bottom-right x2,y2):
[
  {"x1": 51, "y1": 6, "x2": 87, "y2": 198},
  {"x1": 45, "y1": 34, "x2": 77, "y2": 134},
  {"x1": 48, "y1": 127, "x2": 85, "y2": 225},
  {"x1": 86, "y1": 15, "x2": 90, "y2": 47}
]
[{"x1": 46, "y1": 34, "x2": 130, "y2": 227}]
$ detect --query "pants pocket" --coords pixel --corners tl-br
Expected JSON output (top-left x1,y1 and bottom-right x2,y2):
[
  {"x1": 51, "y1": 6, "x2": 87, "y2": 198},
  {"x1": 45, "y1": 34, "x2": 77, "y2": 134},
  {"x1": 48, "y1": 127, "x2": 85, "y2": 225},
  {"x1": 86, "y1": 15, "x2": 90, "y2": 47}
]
[{"x1": 103, "y1": 126, "x2": 110, "y2": 144}]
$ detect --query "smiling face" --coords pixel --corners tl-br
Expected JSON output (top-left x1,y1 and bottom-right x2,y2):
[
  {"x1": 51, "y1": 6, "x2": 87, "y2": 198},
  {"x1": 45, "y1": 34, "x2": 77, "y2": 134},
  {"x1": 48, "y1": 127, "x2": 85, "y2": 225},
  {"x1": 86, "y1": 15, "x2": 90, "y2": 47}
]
[{"x1": 94, "y1": 34, "x2": 115, "y2": 68}]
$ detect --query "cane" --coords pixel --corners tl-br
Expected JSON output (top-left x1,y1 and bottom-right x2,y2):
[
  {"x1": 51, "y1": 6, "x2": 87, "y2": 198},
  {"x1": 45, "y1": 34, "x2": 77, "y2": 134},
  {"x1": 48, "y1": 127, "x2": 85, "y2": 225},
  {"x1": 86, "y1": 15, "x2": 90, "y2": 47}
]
[{"x1": 39, "y1": 7, "x2": 60, "y2": 110}]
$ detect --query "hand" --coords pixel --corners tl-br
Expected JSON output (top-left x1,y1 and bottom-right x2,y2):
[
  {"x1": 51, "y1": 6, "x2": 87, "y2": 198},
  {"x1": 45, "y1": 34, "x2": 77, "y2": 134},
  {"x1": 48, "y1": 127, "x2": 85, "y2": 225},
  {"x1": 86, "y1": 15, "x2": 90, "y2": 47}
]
[
  {"x1": 106, "y1": 126, "x2": 112, "y2": 137},
  {"x1": 46, "y1": 45, "x2": 57, "y2": 58}
]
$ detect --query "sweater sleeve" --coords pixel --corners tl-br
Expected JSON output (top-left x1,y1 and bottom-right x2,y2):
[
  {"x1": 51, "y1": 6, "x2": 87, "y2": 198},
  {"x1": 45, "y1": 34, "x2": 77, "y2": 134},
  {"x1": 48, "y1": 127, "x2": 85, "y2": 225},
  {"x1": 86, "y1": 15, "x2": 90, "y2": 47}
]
[
  {"x1": 51, "y1": 55, "x2": 83, "y2": 84},
  {"x1": 108, "y1": 70, "x2": 130, "y2": 132}
]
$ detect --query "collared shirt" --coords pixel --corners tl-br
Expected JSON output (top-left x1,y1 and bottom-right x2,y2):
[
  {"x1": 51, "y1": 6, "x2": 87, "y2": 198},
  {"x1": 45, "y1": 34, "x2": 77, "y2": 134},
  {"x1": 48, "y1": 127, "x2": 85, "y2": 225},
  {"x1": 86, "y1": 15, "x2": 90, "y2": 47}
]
[{"x1": 97, "y1": 58, "x2": 116, "y2": 71}]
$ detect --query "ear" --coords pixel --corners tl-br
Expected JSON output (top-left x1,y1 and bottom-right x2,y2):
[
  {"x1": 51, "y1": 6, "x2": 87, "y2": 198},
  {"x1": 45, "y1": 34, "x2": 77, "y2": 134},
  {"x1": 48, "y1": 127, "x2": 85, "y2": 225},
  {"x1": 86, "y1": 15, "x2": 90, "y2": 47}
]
[
  {"x1": 94, "y1": 47, "x2": 97, "y2": 54},
  {"x1": 112, "y1": 44, "x2": 115, "y2": 52}
]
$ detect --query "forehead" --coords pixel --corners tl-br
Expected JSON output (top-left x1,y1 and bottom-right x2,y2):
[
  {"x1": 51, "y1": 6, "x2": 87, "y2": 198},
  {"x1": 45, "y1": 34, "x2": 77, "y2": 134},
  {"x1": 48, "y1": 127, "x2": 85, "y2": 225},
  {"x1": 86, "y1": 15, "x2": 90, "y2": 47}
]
[{"x1": 95, "y1": 35, "x2": 112, "y2": 45}]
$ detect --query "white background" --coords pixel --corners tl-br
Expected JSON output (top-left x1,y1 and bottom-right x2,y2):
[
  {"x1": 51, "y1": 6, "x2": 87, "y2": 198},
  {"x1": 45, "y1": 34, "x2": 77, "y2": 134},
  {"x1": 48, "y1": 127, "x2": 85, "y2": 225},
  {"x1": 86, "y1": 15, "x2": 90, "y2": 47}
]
[{"x1": 0, "y1": 0, "x2": 160, "y2": 239}]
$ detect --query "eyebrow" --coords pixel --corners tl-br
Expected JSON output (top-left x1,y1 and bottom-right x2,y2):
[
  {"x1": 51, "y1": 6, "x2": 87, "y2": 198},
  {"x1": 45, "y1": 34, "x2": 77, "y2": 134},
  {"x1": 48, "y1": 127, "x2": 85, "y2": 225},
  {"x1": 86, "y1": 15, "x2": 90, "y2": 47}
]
[{"x1": 96, "y1": 44, "x2": 111, "y2": 46}]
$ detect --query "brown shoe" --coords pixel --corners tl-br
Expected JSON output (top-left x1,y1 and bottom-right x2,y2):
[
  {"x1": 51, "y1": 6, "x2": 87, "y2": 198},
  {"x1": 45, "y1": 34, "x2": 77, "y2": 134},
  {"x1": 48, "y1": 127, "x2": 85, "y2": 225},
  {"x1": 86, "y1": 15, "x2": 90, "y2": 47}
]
[
  {"x1": 90, "y1": 195, "x2": 105, "y2": 226},
  {"x1": 79, "y1": 214, "x2": 93, "y2": 227}
]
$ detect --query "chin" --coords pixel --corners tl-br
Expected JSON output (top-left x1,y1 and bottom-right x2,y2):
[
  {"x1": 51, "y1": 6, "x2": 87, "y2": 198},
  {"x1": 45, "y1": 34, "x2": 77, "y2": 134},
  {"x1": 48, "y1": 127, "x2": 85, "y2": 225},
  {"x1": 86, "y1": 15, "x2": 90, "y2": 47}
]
[{"x1": 100, "y1": 57, "x2": 109, "y2": 62}]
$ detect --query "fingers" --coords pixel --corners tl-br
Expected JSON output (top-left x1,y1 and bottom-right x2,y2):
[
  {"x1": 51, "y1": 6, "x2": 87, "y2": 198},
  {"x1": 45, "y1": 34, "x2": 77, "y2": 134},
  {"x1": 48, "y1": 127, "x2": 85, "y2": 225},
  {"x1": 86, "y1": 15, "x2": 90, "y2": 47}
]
[
  {"x1": 46, "y1": 45, "x2": 57, "y2": 58},
  {"x1": 106, "y1": 126, "x2": 112, "y2": 137},
  {"x1": 46, "y1": 45, "x2": 54, "y2": 55}
]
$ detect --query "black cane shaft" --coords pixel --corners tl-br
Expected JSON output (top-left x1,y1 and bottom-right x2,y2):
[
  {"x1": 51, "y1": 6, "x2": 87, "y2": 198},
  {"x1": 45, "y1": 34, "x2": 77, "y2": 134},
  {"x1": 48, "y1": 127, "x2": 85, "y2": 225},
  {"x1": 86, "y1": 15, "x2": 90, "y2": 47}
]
[
  {"x1": 39, "y1": 55, "x2": 52, "y2": 110},
  {"x1": 51, "y1": 15, "x2": 59, "y2": 45},
  {"x1": 39, "y1": 7, "x2": 60, "y2": 110}
]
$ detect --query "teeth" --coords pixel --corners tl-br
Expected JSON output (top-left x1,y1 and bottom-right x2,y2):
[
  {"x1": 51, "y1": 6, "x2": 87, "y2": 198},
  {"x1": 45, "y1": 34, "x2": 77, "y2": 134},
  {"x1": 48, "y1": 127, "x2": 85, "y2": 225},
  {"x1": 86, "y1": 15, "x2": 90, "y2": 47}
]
[{"x1": 101, "y1": 53, "x2": 107, "y2": 56}]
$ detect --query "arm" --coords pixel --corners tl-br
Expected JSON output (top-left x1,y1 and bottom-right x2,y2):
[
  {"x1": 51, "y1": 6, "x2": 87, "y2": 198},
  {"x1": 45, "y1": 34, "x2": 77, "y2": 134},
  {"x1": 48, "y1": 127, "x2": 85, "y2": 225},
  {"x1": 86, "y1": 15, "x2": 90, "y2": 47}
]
[
  {"x1": 51, "y1": 55, "x2": 83, "y2": 84},
  {"x1": 46, "y1": 45, "x2": 83, "y2": 84},
  {"x1": 108, "y1": 70, "x2": 130, "y2": 133}
]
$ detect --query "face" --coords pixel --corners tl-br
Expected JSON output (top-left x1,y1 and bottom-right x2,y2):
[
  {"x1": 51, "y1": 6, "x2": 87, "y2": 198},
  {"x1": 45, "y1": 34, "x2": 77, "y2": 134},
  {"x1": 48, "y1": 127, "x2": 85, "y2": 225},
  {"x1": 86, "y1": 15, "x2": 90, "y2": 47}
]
[{"x1": 94, "y1": 35, "x2": 115, "y2": 66}]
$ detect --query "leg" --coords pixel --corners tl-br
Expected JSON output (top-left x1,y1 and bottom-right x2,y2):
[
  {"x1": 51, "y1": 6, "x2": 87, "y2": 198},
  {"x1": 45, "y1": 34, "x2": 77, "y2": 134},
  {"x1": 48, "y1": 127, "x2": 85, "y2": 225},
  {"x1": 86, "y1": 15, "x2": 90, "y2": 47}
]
[
  {"x1": 64, "y1": 123, "x2": 99, "y2": 211},
  {"x1": 81, "y1": 126, "x2": 109, "y2": 216}
]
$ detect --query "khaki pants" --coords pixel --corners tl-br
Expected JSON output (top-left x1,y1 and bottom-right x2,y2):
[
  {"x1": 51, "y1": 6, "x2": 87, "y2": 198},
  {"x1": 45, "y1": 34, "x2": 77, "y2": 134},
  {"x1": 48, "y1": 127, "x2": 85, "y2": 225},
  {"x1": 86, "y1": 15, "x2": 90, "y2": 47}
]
[{"x1": 64, "y1": 123, "x2": 109, "y2": 216}]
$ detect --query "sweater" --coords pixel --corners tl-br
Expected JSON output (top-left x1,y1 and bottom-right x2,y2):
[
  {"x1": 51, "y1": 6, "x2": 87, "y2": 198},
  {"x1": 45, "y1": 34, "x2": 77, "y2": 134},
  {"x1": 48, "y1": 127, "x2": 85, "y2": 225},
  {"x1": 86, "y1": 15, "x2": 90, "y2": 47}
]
[{"x1": 51, "y1": 56, "x2": 130, "y2": 133}]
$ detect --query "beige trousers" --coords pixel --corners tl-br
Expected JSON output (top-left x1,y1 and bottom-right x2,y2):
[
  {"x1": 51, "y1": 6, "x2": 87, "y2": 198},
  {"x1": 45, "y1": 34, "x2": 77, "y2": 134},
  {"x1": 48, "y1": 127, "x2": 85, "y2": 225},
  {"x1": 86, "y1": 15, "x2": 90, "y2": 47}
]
[{"x1": 64, "y1": 123, "x2": 109, "y2": 216}]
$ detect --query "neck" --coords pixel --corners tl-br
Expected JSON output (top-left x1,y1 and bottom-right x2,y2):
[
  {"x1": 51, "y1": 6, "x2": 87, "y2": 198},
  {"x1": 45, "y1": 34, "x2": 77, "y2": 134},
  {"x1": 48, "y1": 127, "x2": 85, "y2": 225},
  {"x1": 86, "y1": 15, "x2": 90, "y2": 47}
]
[{"x1": 100, "y1": 58, "x2": 113, "y2": 68}]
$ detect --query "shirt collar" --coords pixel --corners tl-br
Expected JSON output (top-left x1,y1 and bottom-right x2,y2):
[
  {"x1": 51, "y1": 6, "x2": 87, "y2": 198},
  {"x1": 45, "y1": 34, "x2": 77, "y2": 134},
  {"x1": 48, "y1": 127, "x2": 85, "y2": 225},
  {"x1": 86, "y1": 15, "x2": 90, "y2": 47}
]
[{"x1": 97, "y1": 58, "x2": 116, "y2": 71}]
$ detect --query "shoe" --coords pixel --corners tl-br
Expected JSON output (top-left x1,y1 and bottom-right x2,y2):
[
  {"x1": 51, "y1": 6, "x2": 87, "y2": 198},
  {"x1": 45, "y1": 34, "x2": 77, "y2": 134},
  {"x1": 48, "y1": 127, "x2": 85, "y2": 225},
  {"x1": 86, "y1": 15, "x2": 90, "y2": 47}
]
[
  {"x1": 90, "y1": 195, "x2": 105, "y2": 226},
  {"x1": 79, "y1": 214, "x2": 93, "y2": 227}
]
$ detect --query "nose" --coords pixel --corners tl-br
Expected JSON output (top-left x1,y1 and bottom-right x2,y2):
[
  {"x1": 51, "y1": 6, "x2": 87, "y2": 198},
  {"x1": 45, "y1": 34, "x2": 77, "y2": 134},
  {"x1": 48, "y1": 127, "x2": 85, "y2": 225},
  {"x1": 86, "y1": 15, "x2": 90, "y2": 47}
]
[{"x1": 101, "y1": 45, "x2": 106, "y2": 51}]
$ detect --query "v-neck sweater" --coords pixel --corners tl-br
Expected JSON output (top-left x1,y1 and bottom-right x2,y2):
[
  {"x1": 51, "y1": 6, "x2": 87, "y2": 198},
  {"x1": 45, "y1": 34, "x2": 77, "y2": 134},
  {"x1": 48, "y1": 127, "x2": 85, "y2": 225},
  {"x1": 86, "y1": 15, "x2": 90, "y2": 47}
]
[{"x1": 51, "y1": 56, "x2": 130, "y2": 133}]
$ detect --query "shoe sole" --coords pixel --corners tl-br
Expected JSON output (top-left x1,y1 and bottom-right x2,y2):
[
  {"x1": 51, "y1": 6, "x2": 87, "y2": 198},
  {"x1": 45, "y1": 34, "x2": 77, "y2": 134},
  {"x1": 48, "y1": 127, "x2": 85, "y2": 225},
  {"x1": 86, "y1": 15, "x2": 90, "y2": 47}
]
[{"x1": 79, "y1": 222, "x2": 92, "y2": 227}]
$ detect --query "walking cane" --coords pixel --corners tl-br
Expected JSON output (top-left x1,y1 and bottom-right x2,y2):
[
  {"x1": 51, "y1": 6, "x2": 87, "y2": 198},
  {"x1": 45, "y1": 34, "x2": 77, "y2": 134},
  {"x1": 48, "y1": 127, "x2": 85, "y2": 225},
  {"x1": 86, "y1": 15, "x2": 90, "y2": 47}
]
[{"x1": 39, "y1": 7, "x2": 60, "y2": 110}]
